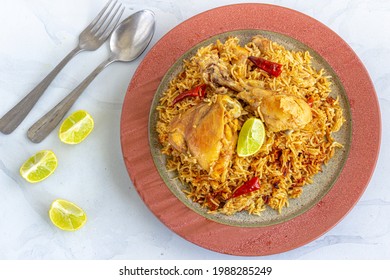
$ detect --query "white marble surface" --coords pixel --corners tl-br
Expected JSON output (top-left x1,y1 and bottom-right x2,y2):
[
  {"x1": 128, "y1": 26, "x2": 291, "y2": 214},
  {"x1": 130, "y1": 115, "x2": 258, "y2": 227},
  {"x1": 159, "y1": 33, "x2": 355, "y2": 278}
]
[{"x1": 0, "y1": 0, "x2": 388, "y2": 260}]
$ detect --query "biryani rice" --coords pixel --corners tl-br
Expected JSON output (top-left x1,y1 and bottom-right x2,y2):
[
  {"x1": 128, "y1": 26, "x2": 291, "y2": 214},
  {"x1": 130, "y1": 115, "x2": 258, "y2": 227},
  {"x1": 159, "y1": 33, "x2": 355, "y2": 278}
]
[{"x1": 156, "y1": 36, "x2": 344, "y2": 216}]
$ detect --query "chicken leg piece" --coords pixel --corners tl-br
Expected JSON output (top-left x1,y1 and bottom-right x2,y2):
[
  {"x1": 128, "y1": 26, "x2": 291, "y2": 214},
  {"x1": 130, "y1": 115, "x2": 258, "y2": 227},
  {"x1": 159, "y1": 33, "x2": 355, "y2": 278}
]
[{"x1": 238, "y1": 88, "x2": 312, "y2": 132}]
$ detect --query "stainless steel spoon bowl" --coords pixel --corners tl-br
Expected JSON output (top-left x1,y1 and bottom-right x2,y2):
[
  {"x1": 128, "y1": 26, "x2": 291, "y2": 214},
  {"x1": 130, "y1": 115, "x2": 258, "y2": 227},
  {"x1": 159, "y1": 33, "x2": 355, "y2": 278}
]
[
  {"x1": 27, "y1": 9, "x2": 155, "y2": 143},
  {"x1": 110, "y1": 10, "x2": 155, "y2": 62}
]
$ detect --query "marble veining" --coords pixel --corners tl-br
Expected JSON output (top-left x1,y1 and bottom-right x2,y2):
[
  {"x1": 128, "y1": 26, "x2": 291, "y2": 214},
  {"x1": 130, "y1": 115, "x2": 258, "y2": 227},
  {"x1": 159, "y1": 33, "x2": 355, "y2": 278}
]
[{"x1": 0, "y1": 0, "x2": 389, "y2": 259}]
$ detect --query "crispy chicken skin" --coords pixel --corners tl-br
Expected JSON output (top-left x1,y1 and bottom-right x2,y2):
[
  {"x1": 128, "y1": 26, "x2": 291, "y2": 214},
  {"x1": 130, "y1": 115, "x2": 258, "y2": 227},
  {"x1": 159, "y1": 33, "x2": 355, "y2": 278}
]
[
  {"x1": 168, "y1": 95, "x2": 242, "y2": 181},
  {"x1": 238, "y1": 88, "x2": 312, "y2": 132}
]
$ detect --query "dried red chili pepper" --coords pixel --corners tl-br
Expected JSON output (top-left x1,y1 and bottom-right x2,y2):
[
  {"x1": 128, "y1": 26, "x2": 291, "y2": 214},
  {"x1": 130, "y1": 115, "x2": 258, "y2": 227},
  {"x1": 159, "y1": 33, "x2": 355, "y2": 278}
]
[
  {"x1": 248, "y1": 56, "x2": 283, "y2": 77},
  {"x1": 232, "y1": 177, "x2": 261, "y2": 198},
  {"x1": 172, "y1": 84, "x2": 207, "y2": 105}
]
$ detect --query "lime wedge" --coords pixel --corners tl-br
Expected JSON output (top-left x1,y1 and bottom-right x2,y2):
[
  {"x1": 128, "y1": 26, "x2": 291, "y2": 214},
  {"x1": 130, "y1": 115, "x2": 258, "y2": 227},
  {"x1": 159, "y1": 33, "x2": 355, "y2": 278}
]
[
  {"x1": 58, "y1": 110, "x2": 94, "y2": 144},
  {"x1": 20, "y1": 150, "x2": 58, "y2": 183},
  {"x1": 237, "y1": 117, "x2": 265, "y2": 157},
  {"x1": 49, "y1": 199, "x2": 87, "y2": 231}
]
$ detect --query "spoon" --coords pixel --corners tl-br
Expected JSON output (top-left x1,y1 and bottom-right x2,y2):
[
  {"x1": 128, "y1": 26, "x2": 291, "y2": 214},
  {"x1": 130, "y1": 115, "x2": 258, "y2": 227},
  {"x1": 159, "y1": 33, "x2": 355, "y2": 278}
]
[{"x1": 27, "y1": 9, "x2": 155, "y2": 143}]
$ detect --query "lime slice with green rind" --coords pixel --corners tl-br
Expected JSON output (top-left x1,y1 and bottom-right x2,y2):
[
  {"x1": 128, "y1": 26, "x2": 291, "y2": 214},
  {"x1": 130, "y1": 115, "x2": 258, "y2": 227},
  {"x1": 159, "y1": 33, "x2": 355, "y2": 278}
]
[{"x1": 237, "y1": 117, "x2": 265, "y2": 157}]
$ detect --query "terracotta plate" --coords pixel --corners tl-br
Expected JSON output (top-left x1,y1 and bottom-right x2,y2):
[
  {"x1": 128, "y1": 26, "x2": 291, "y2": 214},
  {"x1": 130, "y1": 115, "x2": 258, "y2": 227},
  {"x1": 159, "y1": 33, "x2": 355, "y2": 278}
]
[
  {"x1": 149, "y1": 29, "x2": 352, "y2": 228},
  {"x1": 120, "y1": 4, "x2": 381, "y2": 256}
]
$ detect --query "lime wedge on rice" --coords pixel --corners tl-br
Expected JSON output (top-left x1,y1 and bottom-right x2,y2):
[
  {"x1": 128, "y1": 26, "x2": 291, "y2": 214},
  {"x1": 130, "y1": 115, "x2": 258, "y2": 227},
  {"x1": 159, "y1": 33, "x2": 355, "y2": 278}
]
[
  {"x1": 49, "y1": 199, "x2": 87, "y2": 231},
  {"x1": 20, "y1": 150, "x2": 58, "y2": 183},
  {"x1": 237, "y1": 118, "x2": 265, "y2": 157},
  {"x1": 58, "y1": 110, "x2": 94, "y2": 144}
]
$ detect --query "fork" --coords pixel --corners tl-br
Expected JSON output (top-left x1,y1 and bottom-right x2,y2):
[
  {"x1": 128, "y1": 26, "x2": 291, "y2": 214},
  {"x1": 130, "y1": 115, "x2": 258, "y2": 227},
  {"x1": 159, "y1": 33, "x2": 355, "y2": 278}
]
[{"x1": 0, "y1": 0, "x2": 124, "y2": 134}]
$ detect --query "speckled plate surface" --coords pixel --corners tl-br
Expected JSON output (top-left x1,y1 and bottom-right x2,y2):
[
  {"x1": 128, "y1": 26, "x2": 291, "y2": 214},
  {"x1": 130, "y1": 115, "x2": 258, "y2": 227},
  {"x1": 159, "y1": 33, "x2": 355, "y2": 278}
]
[{"x1": 120, "y1": 4, "x2": 380, "y2": 256}]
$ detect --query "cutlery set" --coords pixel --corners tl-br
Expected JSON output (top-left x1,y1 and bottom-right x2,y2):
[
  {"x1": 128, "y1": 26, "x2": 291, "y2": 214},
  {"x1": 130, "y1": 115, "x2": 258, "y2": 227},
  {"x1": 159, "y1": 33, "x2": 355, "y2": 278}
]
[{"x1": 0, "y1": 0, "x2": 155, "y2": 143}]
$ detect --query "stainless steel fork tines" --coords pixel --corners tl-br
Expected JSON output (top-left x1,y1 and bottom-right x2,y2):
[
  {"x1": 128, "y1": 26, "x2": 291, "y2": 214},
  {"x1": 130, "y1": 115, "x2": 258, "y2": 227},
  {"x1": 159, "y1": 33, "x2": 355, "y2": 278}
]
[
  {"x1": 0, "y1": 0, "x2": 124, "y2": 134},
  {"x1": 79, "y1": 0, "x2": 124, "y2": 50}
]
